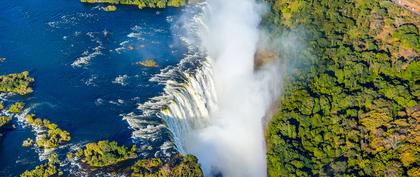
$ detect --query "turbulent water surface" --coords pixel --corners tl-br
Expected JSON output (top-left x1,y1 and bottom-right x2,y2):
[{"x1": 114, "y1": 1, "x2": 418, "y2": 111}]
[{"x1": 0, "y1": 0, "x2": 189, "y2": 175}]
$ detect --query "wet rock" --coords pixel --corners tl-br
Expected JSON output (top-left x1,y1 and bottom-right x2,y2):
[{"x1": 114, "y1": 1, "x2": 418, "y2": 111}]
[{"x1": 254, "y1": 49, "x2": 278, "y2": 69}]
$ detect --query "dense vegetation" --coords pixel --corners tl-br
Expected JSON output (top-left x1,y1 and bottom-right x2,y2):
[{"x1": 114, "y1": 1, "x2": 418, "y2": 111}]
[
  {"x1": 65, "y1": 140, "x2": 203, "y2": 176},
  {"x1": 8, "y1": 102, "x2": 25, "y2": 114},
  {"x1": 0, "y1": 71, "x2": 34, "y2": 95},
  {"x1": 72, "y1": 140, "x2": 137, "y2": 167},
  {"x1": 0, "y1": 116, "x2": 11, "y2": 128},
  {"x1": 26, "y1": 114, "x2": 71, "y2": 149},
  {"x1": 20, "y1": 153, "x2": 62, "y2": 177},
  {"x1": 20, "y1": 163, "x2": 58, "y2": 177},
  {"x1": 0, "y1": 71, "x2": 33, "y2": 136},
  {"x1": 80, "y1": 0, "x2": 187, "y2": 9},
  {"x1": 131, "y1": 154, "x2": 203, "y2": 177},
  {"x1": 265, "y1": 0, "x2": 419, "y2": 176}
]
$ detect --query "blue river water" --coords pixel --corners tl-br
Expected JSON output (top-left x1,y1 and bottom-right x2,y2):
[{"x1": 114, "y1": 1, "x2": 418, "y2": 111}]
[{"x1": 0, "y1": 0, "x2": 186, "y2": 176}]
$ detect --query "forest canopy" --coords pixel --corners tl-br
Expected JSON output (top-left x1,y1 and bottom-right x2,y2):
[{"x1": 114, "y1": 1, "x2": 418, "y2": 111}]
[
  {"x1": 26, "y1": 114, "x2": 71, "y2": 149},
  {"x1": 264, "y1": 0, "x2": 419, "y2": 176},
  {"x1": 71, "y1": 140, "x2": 137, "y2": 167},
  {"x1": 0, "y1": 71, "x2": 34, "y2": 95},
  {"x1": 131, "y1": 154, "x2": 203, "y2": 177}
]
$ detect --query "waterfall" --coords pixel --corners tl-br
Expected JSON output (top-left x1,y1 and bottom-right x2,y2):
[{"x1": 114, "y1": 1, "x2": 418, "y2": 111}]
[
  {"x1": 140, "y1": 56, "x2": 217, "y2": 152},
  {"x1": 123, "y1": 3, "x2": 216, "y2": 157},
  {"x1": 127, "y1": 1, "x2": 279, "y2": 176},
  {"x1": 124, "y1": 54, "x2": 217, "y2": 157}
]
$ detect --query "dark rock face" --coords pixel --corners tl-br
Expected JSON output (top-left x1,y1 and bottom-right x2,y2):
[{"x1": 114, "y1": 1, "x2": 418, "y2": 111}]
[{"x1": 254, "y1": 50, "x2": 278, "y2": 69}]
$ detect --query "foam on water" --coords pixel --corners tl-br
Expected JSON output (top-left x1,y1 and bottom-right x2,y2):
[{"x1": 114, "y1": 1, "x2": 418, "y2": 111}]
[
  {"x1": 71, "y1": 44, "x2": 103, "y2": 68},
  {"x1": 82, "y1": 74, "x2": 98, "y2": 87},
  {"x1": 71, "y1": 32, "x2": 104, "y2": 68},
  {"x1": 112, "y1": 74, "x2": 129, "y2": 86},
  {"x1": 47, "y1": 13, "x2": 96, "y2": 29}
]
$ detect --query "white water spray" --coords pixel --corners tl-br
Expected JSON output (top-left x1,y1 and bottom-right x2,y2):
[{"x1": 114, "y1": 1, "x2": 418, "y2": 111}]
[{"x1": 182, "y1": 0, "x2": 283, "y2": 176}]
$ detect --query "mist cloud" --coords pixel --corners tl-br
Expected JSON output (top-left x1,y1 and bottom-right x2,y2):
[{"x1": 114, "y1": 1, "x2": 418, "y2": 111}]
[{"x1": 182, "y1": 0, "x2": 284, "y2": 176}]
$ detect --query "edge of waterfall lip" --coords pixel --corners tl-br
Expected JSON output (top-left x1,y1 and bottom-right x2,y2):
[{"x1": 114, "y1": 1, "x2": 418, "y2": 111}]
[
  {"x1": 138, "y1": 53, "x2": 207, "y2": 117},
  {"x1": 136, "y1": 1, "x2": 208, "y2": 120},
  {"x1": 122, "y1": 3, "x2": 210, "y2": 158},
  {"x1": 138, "y1": 2, "x2": 208, "y2": 118}
]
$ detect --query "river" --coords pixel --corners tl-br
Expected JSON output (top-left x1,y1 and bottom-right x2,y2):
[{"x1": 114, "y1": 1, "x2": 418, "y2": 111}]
[{"x1": 0, "y1": 0, "x2": 186, "y2": 175}]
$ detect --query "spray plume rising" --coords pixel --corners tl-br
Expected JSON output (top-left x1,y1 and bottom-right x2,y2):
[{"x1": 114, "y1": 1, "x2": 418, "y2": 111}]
[{"x1": 183, "y1": 0, "x2": 283, "y2": 176}]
